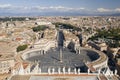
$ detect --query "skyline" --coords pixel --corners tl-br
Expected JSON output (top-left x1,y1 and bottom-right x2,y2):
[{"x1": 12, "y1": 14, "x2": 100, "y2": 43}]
[{"x1": 0, "y1": 0, "x2": 120, "y2": 16}]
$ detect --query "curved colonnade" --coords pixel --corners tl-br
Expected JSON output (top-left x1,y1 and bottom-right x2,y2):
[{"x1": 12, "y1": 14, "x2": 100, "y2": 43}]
[{"x1": 20, "y1": 42, "x2": 108, "y2": 73}]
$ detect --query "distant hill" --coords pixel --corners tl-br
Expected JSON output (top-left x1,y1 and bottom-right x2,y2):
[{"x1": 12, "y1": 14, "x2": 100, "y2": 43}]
[
  {"x1": 109, "y1": 13, "x2": 120, "y2": 16},
  {"x1": 0, "y1": 12, "x2": 120, "y2": 16}
]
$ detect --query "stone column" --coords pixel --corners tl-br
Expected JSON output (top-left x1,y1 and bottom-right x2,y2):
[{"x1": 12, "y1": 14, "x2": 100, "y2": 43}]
[
  {"x1": 76, "y1": 49, "x2": 78, "y2": 54},
  {"x1": 36, "y1": 63, "x2": 39, "y2": 74},
  {"x1": 78, "y1": 68, "x2": 80, "y2": 74},
  {"x1": 74, "y1": 68, "x2": 77, "y2": 74},
  {"x1": 98, "y1": 69, "x2": 101, "y2": 74},
  {"x1": 44, "y1": 51, "x2": 46, "y2": 54},
  {"x1": 39, "y1": 67, "x2": 41, "y2": 74},
  {"x1": 63, "y1": 67, "x2": 65, "y2": 74},
  {"x1": 41, "y1": 50, "x2": 43, "y2": 55},
  {"x1": 58, "y1": 67, "x2": 61, "y2": 74},
  {"x1": 115, "y1": 69, "x2": 117, "y2": 75},
  {"x1": 48, "y1": 67, "x2": 51, "y2": 74},
  {"x1": 88, "y1": 69, "x2": 90, "y2": 74},
  {"x1": 68, "y1": 67, "x2": 71, "y2": 74},
  {"x1": 52, "y1": 68, "x2": 55, "y2": 74}
]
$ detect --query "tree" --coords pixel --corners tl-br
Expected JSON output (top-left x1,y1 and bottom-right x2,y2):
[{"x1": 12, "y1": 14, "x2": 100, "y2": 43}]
[
  {"x1": 32, "y1": 25, "x2": 48, "y2": 32},
  {"x1": 53, "y1": 22, "x2": 81, "y2": 31},
  {"x1": 88, "y1": 28, "x2": 120, "y2": 48},
  {"x1": 16, "y1": 44, "x2": 28, "y2": 52}
]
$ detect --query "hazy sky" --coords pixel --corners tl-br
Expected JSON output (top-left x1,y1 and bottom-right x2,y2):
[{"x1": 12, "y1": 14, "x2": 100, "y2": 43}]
[{"x1": 0, "y1": 0, "x2": 120, "y2": 15}]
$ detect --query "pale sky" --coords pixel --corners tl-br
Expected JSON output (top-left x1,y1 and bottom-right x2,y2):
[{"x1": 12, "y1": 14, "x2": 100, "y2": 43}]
[{"x1": 0, "y1": 0, "x2": 120, "y2": 16}]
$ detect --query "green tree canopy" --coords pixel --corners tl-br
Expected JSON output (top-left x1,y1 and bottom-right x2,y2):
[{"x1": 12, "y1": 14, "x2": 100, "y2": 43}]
[
  {"x1": 53, "y1": 22, "x2": 82, "y2": 31},
  {"x1": 88, "y1": 28, "x2": 120, "y2": 48},
  {"x1": 17, "y1": 44, "x2": 28, "y2": 52},
  {"x1": 32, "y1": 25, "x2": 48, "y2": 32}
]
